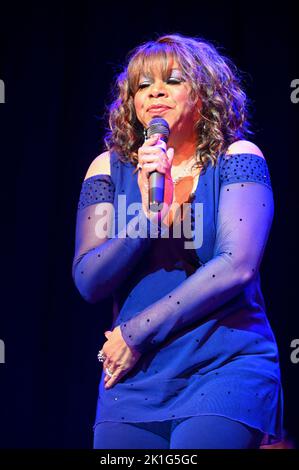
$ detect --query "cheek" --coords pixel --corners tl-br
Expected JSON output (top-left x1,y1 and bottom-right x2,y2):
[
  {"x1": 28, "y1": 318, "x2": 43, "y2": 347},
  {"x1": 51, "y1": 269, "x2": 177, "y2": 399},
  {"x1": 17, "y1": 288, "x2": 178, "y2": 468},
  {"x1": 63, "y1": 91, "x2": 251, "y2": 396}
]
[
  {"x1": 134, "y1": 95, "x2": 148, "y2": 127},
  {"x1": 134, "y1": 95, "x2": 143, "y2": 117},
  {"x1": 181, "y1": 93, "x2": 202, "y2": 119},
  {"x1": 175, "y1": 86, "x2": 194, "y2": 109},
  {"x1": 174, "y1": 89, "x2": 188, "y2": 105}
]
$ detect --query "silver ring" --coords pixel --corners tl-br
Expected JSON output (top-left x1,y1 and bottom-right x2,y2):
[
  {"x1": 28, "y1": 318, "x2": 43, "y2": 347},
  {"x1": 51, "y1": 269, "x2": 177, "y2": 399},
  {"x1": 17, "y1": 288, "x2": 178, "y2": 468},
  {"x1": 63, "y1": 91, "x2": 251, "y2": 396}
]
[
  {"x1": 97, "y1": 350, "x2": 106, "y2": 363},
  {"x1": 106, "y1": 367, "x2": 113, "y2": 378}
]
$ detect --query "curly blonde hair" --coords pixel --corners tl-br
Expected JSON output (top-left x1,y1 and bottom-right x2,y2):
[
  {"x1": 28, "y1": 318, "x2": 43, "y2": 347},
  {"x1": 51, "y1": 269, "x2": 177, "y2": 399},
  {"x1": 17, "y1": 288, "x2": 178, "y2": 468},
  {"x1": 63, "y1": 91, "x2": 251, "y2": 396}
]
[{"x1": 104, "y1": 33, "x2": 253, "y2": 172}]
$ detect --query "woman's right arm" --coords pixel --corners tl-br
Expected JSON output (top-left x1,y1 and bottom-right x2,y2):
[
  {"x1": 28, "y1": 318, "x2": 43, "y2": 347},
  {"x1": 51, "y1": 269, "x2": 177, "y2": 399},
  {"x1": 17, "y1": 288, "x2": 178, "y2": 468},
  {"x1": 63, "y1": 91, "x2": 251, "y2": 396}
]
[{"x1": 72, "y1": 151, "x2": 160, "y2": 304}]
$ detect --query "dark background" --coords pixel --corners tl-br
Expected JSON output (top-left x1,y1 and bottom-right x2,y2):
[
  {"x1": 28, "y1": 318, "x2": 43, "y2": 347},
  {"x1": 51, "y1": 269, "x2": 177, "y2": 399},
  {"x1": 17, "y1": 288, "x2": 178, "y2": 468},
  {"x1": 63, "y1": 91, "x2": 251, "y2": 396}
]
[{"x1": 0, "y1": 1, "x2": 298, "y2": 448}]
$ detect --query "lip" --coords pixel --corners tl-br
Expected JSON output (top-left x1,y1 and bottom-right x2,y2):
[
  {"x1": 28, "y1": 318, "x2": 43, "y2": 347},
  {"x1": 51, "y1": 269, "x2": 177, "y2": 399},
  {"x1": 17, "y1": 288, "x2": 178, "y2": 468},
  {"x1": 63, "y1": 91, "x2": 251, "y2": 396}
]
[{"x1": 147, "y1": 105, "x2": 172, "y2": 113}]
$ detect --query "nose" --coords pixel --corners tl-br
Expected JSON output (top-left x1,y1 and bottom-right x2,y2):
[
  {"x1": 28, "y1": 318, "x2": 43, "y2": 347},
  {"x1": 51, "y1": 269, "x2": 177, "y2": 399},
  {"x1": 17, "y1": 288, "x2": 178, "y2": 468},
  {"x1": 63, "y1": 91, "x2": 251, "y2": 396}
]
[{"x1": 149, "y1": 81, "x2": 168, "y2": 98}]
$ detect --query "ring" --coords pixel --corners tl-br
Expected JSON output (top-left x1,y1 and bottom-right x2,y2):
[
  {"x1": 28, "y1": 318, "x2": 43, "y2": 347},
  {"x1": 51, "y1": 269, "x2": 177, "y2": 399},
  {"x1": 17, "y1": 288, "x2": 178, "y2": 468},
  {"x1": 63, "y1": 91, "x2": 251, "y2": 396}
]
[
  {"x1": 97, "y1": 350, "x2": 106, "y2": 363},
  {"x1": 106, "y1": 367, "x2": 114, "y2": 378},
  {"x1": 137, "y1": 162, "x2": 143, "y2": 170}
]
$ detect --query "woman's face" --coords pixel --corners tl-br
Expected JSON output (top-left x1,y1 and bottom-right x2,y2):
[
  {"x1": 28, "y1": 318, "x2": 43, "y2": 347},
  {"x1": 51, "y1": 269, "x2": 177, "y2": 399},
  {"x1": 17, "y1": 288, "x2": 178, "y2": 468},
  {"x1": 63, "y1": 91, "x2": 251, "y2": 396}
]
[{"x1": 133, "y1": 58, "x2": 201, "y2": 142}]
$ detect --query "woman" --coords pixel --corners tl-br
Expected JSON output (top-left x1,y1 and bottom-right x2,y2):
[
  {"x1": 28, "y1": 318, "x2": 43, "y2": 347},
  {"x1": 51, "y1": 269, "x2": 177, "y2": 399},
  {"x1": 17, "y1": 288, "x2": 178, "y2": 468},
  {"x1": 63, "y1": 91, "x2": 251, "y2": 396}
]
[{"x1": 72, "y1": 33, "x2": 283, "y2": 449}]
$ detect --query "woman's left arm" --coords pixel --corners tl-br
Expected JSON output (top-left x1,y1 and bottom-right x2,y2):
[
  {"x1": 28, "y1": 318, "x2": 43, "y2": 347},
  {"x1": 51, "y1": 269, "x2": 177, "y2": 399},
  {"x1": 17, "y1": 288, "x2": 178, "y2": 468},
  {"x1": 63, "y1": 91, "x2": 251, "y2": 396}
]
[{"x1": 118, "y1": 149, "x2": 274, "y2": 354}]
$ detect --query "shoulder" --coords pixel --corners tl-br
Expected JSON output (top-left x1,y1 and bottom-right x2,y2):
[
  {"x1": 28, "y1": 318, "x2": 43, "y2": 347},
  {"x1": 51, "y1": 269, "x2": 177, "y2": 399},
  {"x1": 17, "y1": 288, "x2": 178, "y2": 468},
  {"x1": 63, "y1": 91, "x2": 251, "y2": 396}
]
[
  {"x1": 84, "y1": 151, "x2": 111, "y2": 180},
  {"x1": 225, "y1": 140, "x2": 265, "y2": 159}
]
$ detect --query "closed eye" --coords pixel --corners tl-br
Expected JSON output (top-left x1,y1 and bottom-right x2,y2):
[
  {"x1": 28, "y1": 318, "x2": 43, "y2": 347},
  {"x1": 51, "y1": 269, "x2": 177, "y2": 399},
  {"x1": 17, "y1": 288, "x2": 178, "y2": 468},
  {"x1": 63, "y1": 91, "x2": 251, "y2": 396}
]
[
  {"x1": 138, "y1": 83, "x2": 150, "y2": 89},
  {"x1": 167, "y1": 78, "x2": 184, "y2": 84},
  {"x1": 137, "y1": 78, "x2": 184, "y2": 90}
]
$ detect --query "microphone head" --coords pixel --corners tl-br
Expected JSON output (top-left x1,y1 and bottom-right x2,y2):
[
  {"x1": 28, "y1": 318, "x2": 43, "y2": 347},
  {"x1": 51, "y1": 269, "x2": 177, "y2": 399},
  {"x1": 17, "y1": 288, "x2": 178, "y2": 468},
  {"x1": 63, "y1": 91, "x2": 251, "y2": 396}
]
[{"x1": 147, "y1": 117, "x2": 170, "y2": 143}]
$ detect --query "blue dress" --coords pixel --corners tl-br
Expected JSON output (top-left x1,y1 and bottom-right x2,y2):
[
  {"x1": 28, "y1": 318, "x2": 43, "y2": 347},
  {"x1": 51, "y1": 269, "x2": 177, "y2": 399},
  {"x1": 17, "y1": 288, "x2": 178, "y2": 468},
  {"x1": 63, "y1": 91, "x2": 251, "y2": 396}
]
[{"x1": 72, "y1": 151, "x2": 283, "y2": 445}]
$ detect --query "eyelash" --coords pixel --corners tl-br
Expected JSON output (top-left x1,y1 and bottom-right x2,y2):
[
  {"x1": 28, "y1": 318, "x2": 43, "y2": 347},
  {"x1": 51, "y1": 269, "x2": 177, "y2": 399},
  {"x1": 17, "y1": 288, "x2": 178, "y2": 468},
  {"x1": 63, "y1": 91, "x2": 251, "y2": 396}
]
[{"x1": 138, "y1": 78, "x2": 183, "y2": 89}]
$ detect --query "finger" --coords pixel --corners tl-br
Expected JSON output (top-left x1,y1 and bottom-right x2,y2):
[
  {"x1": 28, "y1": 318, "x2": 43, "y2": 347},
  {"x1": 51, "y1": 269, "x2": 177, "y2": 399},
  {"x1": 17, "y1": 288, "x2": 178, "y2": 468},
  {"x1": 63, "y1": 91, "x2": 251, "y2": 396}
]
[
  {"x1": 142, "y1": 162, "x2": 166, "y2": 176},
  {"x1": 143, "y1": 136, "x2": 159, "y2": 147},
  {"x1": 103, "y1": 359, "x2": 112, "y2": 371},
  {"x1": 139, "y1": 147, "x2": 166, "y2": 159},
  {"x1": 139, "y1": 147, "x2": 169, "y2": 165},
  {"x1": 140, "y1": 136, "x2": 165, "y2": 149},
  {"x1": 155, "y1": 138, "x2": 167, "y2": 152},
  {"x1": 104, "y1": 368, "x2": 117, "y2": 388},
  {"x1": 104, "y1": 366, "x2": 114, "y2": 383},
  {"x1": 145, "y1": 133, "x2": 160, "y2": 142},
  {"x1": 144, "y1": 140, "x2": 167, "y2": 154},
  {"x1": 139, "y1": 154, "x2": 159, "y2": 165},
  {"x1": 166, "y1": 147, "x2": 174, "y2": 163},
  {"x1": 144, "y1": 149, "x2": 167, "y2": 165},
  {"x1": 104, "y1": 364, "x2": 115, "y2": 381},
  {"x1": 105, "y1": 368, "x2": 124, "y2": 389},
  {"x1": 156, "y1": 162, "x2": 168, "y2": 173},
  {"x1": 139, "y1": 158, "x2": 167, "y2": 174}
]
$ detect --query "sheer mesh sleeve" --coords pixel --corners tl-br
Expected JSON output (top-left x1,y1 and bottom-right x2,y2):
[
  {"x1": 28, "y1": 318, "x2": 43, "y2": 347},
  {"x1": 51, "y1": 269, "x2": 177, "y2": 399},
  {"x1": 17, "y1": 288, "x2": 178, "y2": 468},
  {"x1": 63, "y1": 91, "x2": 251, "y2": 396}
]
[
  {"x1": 120, "y1": 153, "x2": 274, "y2": 354},
  {"x1": 72, "y1": 174, "x2": 166, "y2": 303}
]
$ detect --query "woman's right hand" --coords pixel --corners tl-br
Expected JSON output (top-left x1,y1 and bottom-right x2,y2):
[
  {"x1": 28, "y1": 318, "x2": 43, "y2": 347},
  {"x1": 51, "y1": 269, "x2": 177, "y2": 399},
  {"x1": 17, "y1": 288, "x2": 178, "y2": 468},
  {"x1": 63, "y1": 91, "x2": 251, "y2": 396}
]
[{"x1": 137, "y1": 134, "x2": 174, "y2": 225}]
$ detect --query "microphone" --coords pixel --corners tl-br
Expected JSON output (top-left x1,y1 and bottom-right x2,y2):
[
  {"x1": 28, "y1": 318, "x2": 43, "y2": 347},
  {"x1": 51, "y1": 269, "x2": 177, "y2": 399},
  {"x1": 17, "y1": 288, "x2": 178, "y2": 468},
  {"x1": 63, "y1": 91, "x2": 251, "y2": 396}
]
[{"x1": 146, "y1": 117, "x2": 170, "y2": 212}]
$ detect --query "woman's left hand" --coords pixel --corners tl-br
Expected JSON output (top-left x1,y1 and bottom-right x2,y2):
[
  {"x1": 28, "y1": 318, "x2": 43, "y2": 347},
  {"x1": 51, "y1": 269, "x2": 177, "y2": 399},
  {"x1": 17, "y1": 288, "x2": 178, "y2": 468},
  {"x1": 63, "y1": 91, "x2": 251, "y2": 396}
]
[{"x1": 100, "y1": 326, "x2": 142, "y2": 389}]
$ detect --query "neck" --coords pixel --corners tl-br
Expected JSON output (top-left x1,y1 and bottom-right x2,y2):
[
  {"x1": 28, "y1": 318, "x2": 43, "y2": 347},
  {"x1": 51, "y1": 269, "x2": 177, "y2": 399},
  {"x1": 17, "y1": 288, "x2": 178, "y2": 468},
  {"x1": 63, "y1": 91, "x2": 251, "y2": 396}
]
[
  {"x1": 171, "y1": 141, "x2": 197, "y2": 167},
  {"x1": 168, "y1": 130, "x2": 198, "y2": 167}
]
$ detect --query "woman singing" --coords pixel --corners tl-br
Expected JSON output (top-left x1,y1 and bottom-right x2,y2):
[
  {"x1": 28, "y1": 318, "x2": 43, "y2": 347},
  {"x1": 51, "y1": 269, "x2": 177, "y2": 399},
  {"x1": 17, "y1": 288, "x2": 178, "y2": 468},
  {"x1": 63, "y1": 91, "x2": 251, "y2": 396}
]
[{"x1": 72, "y1": 33, "x2": 283, "y2": 449}]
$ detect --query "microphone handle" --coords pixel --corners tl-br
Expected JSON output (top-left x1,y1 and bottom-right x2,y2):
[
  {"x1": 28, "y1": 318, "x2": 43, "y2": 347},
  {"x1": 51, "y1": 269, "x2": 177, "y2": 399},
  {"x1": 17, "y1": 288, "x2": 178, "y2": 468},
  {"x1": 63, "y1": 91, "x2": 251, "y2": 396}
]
[{"x1": 149, "y1": 171, "x2": 165, "y2": 212}]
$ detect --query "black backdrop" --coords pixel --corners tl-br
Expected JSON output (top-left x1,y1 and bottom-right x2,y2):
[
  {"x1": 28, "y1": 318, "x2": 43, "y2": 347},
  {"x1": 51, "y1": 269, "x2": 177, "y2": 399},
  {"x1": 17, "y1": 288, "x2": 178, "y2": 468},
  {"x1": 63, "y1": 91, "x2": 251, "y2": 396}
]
[{"x1": 0, "y1": 1, "x2": 298, "y2": 449}]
